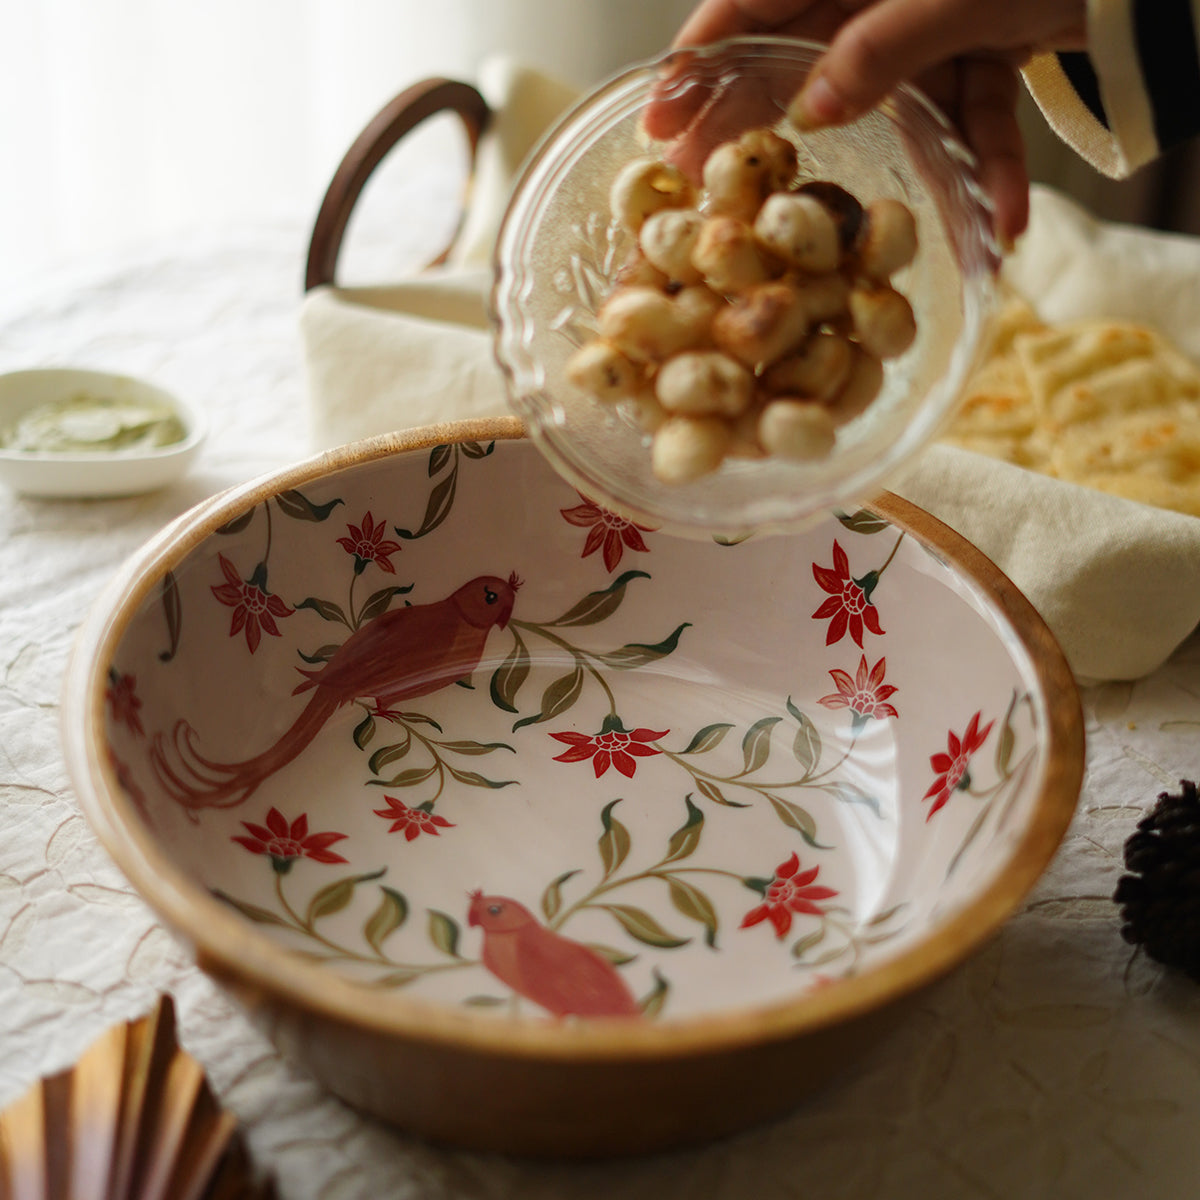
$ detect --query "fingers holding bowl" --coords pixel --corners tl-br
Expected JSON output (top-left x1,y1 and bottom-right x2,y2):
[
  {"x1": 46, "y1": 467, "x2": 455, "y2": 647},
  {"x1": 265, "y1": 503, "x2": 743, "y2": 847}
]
[{"x1": 643, "y1": 48, "x2": 807, "y2": 180}]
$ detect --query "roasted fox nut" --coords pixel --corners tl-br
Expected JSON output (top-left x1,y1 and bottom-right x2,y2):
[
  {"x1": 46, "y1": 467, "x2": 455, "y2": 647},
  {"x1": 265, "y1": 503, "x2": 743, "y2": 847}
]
[
  {"x1": 610, "y1": 157, "x2": 695, "y2": 233},
  {"x1": 754, "y1": 193, "x2": 841, "y2": 274},
  {"x1": 758, "y1": 399, "x2": 838, "y2": 461},
  {"x1": 702, "y1": 129, "x2": 798, "y2": 222},
  {"x1": 727, "y1": 401, "x2": 769, "y2": 459},
  {"x1": 826, "y1": 345, "x2": 884, "y2": 426},
  {"x1": 614, "y1": 245, "x2": 671, "y2": 291},
  {"x1": 627, "y1": 388, "x2": 670, "y2": 434},
  {"x1": 794, "y1": 271, "x2": 853, "y2": 326},
  {"x1": 763, "y1": 331, "x2": 855, "y2": 402},
  {"x1": 598, "y1": 286, "x2": 709, "y2": 362},
  {"x1": 848, "y1": 284, "x2": 917, "y2": 359},
  {"x1": 672, "y1": 283, "x2": 724, "y2": 335},
  {"x1": 691, "y1": 216, "x2": 775, "y2": 294},
  {"x1": 639, "y1": 208, "x2": 705, "y2": 285},
  {"x1": 581, "y1": 128, "x2": 920, "y2": 482},
  {"x1": 651, "y1": 415, "x2": 734, "y2": 483},
  {"x1": 655, "y1": 350, "x2": 755, "y2": 417},
  {"x1": 796, "y1": 180, "x2": 864, "y2": 251},
  {"x1": 856, "y1": 197, "x2": 918, "y2": 281},
  {"x1": 712, "y1": 281, "x2": 810, "y2": 369},
  {"x1": 565, "y1": 339, "x2": 644, "y2": 402},
  {"x1": 737, "y1": 128, "x2": 799, "y2": 191}
]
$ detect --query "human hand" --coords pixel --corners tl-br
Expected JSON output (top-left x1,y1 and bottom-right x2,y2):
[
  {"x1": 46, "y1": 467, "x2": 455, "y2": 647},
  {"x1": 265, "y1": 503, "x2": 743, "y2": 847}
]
[{"x1": 644, "y1": 0, "x2": 1088, "y2": 244}]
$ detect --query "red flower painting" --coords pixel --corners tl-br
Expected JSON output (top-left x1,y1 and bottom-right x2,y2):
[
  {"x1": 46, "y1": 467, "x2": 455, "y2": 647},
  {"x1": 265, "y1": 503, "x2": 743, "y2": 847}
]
[
  {"x1": 105, "y1": 669, "x2": 144, "y2": 736},
  {"x1": 812, "y1": 540, "x2": 884, "y2": 648},
  {"x1": 233, "y1": 807, "x2": 348, "y2": 871},
  {"x1": 550, "y1": 714, "x2": 668, "y2": 779},
  {"x1": 109, "y1": 750, "x2": 149, "y2": 822},
  {"x1": 211, "y1": 554, "x2": 293, "y2": 653},
  {"x1": 818, "y1": 655, "x2": 898, "y2": 727},
  {"x1": 560, "y1": 494, "x2": 653, "y2": 572},
  {"x1": 741, "y1": 853, "x2": 838, "y2": 939},
  {"x1": 373, "y1": 796, "x2": 455, "y2": 840},
  {"x1": 337, "y1": 511, "x2": 403, "y2": 574},
  {"x1": 924, "y1": 710, "x2": 995, "y2": 819}
]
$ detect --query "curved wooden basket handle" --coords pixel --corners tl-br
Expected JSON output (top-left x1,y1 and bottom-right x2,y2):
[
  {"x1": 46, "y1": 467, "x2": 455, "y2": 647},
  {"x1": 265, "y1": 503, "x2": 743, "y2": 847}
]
[{"x1": 305, "y1": 77, "x2": 492, "y2": 291}]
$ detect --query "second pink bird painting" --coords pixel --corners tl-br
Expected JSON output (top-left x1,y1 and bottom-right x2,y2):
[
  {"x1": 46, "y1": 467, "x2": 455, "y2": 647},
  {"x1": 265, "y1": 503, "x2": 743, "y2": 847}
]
[{"x1": 468, "y1": 892, "x2": 641, "y2": 1019}]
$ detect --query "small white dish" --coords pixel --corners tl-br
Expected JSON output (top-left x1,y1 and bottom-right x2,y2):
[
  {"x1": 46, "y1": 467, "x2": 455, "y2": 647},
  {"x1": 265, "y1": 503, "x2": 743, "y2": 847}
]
[{"x1": 0, "y1": 368, "x2": 206, "y2": 499}]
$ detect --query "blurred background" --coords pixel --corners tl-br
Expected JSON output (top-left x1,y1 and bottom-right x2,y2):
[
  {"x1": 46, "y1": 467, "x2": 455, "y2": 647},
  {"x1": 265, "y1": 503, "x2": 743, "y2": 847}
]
[{"x1": 3, "y1": 0, "x2": 1198, "y2": 295}]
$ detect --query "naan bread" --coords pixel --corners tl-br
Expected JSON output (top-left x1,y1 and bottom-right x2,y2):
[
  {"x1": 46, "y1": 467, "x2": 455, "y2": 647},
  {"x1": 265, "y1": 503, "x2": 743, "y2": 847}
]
[
  {"x1": 941, "y1": 291, "x2": 1049, "y2": 467},
  {"x1": 1018, "y1": 322, "x2": 1200, "y2": 427},
  {"x1": 940, "y1": 291, "x2": 1200, "y2": 518}
]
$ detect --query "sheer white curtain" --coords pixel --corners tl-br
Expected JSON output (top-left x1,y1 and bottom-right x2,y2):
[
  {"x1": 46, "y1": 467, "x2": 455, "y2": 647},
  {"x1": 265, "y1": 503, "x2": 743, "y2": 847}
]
[{"x1": 0, "y1": 0, "x2": 694, "y2": 290}]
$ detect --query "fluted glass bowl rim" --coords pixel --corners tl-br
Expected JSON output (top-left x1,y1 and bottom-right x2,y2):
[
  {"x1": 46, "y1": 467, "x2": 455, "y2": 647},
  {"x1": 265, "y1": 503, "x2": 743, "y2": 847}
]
[{"x1": 490, "y1": 35, "x2": 1000, "y2": 539}]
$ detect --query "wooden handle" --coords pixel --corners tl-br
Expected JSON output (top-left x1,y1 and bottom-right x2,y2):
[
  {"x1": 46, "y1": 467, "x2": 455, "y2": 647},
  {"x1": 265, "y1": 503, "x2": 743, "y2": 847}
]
[{"x1": 304, "y1": 77, "x2": 491, "y2": 291}]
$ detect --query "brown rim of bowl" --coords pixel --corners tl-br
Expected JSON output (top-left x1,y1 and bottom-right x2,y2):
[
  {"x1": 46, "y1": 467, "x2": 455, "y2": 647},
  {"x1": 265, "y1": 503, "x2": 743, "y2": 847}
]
[{"x1": 61, "y1": 417, "x2": 1083, "y2": 1064}]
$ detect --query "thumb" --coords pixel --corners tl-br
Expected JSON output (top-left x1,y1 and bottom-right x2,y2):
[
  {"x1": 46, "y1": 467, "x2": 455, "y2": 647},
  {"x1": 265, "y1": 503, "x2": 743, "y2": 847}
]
[{"x1": 789, "y1": 0, "x2": 1037, "y2": 127}]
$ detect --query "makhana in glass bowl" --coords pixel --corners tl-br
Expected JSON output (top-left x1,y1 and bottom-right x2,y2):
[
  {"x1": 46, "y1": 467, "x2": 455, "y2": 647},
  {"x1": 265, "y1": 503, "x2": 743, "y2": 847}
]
[{"x1": 491, "y1": 37, "x2": 998, "y2": 540}]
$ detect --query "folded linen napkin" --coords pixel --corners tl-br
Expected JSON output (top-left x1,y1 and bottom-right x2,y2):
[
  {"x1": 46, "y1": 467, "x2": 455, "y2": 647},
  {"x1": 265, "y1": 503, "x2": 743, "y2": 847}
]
[
  {"x1": 891, "y1": 188, "x2": 1200, "y2": 681},
  {"x1": 300, "y1": 60, "x2": 1200, "y2": 683},
  {"x1": 299, "y1": 58, "x2": 575, "y2": 447}
]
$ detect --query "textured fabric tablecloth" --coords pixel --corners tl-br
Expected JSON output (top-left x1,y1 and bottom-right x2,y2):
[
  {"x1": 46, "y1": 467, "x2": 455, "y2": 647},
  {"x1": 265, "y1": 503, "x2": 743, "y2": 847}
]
[{"x1": 3, "y1": 170, "x2": 1200, "y2": 1199}]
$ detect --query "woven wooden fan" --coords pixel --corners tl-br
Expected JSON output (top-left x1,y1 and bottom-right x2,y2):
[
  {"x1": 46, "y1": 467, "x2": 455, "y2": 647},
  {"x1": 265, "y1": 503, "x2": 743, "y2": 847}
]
[{"x1": 0, "y1": 995, "x2": 274, "y2": 1200}]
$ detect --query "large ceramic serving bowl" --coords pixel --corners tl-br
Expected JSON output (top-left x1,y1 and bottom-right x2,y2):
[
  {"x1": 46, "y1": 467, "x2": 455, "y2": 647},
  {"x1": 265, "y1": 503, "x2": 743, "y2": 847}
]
[
  {"x1": 63, "y1": 420, "x2": 1082, "y2": 1157},
  {"x1": 492, "y1": 37, "x2": 998, "y2": 540}
]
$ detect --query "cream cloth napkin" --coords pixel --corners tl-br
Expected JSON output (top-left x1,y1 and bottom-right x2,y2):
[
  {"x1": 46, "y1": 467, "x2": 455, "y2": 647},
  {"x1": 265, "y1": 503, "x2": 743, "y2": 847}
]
[
  {"x1": 892, "y1": 187, "x2": 1200, "y2": 683},
  {"x1": 300, "y1": 64, "x2": 1200, "y2": 683},
  {"x1": 300, "y1": 58, "x2": 576, "y2": 448}
]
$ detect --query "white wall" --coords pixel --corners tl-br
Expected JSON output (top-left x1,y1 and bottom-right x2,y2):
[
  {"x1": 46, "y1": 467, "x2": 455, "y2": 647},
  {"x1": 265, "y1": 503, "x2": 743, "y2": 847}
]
[{"x1": 0, "y1": 0, "x2": 695, "y2": 288}]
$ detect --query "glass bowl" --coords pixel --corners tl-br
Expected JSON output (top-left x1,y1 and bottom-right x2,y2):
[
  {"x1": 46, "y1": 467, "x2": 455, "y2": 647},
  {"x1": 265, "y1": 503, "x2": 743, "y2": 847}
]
[{"x1": 491, "y1": 37, "x2": 999, "y2": 540}]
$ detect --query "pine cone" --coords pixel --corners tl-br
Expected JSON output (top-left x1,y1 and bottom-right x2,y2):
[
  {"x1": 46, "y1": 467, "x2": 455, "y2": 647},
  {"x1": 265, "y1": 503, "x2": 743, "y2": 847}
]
[{"x1": 1114, "y1": 779, "x2": 1200, "y2": 980}]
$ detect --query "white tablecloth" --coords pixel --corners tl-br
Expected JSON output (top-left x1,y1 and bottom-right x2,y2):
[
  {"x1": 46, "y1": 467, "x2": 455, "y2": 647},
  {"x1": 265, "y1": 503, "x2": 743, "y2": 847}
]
[{"x1": 3, "y1": 189, "x2": 1200, "y2": 1200}]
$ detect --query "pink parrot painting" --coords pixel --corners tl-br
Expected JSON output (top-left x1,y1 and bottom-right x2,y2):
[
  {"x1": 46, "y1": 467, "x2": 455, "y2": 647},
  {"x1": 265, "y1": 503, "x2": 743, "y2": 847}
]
[
  {"x1": 151, "y1": 573, "x2": 521, "y2": 811},
  {"x1": 468, "y1": 891, "x2": 642, "y2": 1019}
]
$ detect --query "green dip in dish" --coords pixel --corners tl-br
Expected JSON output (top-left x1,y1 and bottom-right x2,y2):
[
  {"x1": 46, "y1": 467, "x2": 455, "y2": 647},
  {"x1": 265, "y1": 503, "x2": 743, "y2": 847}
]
[{"x1": 0, "y1": 391, "x2": 188, "y2": 454}]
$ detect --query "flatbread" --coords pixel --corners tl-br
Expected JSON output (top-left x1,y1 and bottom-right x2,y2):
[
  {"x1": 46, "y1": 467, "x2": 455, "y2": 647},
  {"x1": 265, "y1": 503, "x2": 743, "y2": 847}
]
[
  {"x1": 1050, "y1": 406, "x2": 1200, "y2": 517},
  {"x1": 1018, "y1": 322, "x2": 1200, "y2": 427},
  {"x1": 940, "y1": 292, "x2": 1200, "y2": 518}
]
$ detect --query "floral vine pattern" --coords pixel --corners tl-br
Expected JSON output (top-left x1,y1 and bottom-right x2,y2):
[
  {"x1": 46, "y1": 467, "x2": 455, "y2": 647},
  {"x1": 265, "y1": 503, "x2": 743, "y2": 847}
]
[
  {"x1": 393, "y1": 440, "x2": 496, "y2": 541},
  {"x1": 114, "y1": 452, "x2": 1043, "y2": 1020},
  {"x1": 550, "y1": 716, "x2": 667, "y2": 778},
  {"x1": 819, "y1": 655, "x2": 899, "y2": 729},
  {"x1": 233, "y1": 807, "x2": 349, "y2": 868},
  {"x1": 927, "y1": 692, "x2": 1040, "y2": 880},
  {"x1": 352, "y1": 708, "x2": 519, "y2": 810},
  {"x1": 212, "y1": 553, "x2": 295, "y2": 654},
  {"x1": 214, "y1": 774, "x2": 913, "y2": 1011},
  {"x1": 105, "y1": 669, "x2": 144, "y2": 737},
  {"x1": 560, "y1": 492, "x2": 655, "y2": 573},
  {"x1": 167, "y1": 485, "x2": 347, "y2": 662},
  {"x1": 487, "y1": 569, "x2": 689, "y2": 731},
  {"x1": 811, "y1": 532, "x2": 902, "y2": 649},
  {"x1": 924, "y1": 710, "x2": 996, "y2": 820}
]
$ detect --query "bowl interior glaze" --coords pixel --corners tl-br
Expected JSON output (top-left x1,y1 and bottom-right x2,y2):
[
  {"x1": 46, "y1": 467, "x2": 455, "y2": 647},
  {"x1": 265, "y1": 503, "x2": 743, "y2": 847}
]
[{"x1": 73, "y1": 427, "x2": 1080, "y2": 1041}]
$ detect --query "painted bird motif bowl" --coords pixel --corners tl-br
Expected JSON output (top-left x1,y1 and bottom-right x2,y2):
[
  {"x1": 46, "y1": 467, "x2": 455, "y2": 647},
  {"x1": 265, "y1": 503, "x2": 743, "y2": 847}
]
[{"x1": 63, "y1": 419, "x2": 1083, "y2": 1157}]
